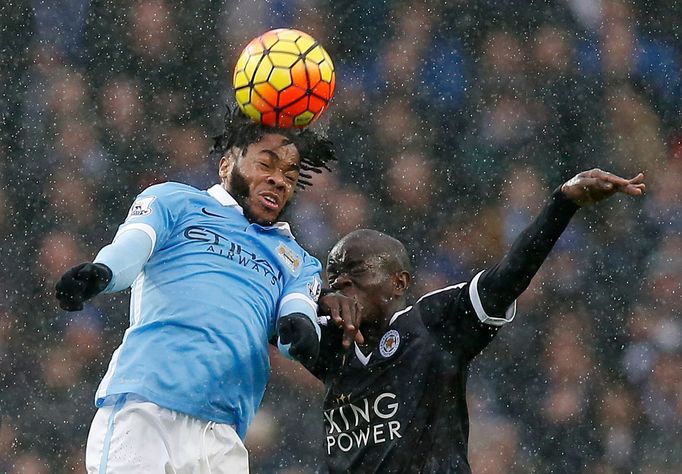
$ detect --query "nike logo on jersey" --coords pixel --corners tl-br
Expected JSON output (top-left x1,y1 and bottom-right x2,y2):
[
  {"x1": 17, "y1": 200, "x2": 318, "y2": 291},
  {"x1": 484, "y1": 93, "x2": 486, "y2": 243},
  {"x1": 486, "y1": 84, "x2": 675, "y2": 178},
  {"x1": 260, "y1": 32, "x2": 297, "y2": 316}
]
[{"x1": 201, "y1": 207, "x2": 230, "y2": 219}]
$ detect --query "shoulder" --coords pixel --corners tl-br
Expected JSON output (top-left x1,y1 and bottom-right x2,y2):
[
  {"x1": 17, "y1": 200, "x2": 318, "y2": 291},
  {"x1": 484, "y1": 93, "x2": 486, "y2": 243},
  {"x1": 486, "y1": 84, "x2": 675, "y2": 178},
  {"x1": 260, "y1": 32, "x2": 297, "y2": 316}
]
[
  {"x1": 135, "y1": 182, "x2": 206, "y2": 211},
  {"x1": 140, "y1": 181, "x2": 201, "y2": 198},
  {"x1": 272, "y1": 237, "x2": 322, "y2": 279},
  {"x1": 415, "y1": 282, "x2": 468, "y2": 307},
  {"x1": 293, "y1": 241, "x2": 322, "y2": 271},
  {"x1": 411, "y1": 282, "x2": 471, "y2": 328},
  {"x1": 125, "y1": 182, "x2": 203, "y2": 221},
  {"x1": 269, "y1": 229, "x2": 320, "y2": 265}
]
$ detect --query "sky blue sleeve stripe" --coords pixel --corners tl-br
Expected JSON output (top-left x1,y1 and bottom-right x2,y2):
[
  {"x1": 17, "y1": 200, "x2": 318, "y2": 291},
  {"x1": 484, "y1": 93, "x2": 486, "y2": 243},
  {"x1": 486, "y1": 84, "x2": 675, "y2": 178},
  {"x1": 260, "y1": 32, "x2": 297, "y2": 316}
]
[
  {"x1": 278, "y1": 294, "x2": 320, "y2": 339},
  {"x1": 99, "y1": 394, "x2": 127, "y2": 474},
  {"x1": 277, "y1": 341, "x2": 293, "y2": 359},
  {"x1": 94, "y1": 228, "x2": 154, "y2": 293},
  {"x1": 277, "y1": 293, "x2": 320, "y2": 359}
]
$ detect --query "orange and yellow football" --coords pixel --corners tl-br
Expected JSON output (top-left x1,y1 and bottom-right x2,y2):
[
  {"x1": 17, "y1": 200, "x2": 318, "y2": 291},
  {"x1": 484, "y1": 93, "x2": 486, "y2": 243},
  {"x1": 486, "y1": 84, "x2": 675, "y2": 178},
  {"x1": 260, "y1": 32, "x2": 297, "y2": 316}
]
[{"x1": 233, "y1": 28, "x2": 336, "y2": 128}]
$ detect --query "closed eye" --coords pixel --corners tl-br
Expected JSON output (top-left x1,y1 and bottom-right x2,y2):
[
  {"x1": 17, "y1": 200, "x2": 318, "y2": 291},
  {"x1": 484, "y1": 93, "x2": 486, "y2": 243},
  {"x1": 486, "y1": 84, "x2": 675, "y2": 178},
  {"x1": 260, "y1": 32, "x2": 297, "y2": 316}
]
[{"x1": 350, "y1": 267, "x2": 368, "y2": 276}]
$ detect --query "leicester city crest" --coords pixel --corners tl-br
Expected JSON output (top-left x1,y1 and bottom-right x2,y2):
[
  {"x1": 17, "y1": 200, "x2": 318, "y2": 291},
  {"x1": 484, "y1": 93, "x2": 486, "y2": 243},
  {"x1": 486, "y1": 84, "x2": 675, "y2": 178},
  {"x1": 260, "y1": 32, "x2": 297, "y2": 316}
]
[{"x1": 379, "y1": 329, "x2": 400, "y2": 358}]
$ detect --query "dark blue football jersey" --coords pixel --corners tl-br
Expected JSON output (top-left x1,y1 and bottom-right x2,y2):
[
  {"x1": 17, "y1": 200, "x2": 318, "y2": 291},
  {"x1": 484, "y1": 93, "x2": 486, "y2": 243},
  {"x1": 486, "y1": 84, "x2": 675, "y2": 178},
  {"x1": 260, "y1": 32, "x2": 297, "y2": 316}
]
[{"x1": 314, "y1": 275, "x2": 516, "y2": 474}]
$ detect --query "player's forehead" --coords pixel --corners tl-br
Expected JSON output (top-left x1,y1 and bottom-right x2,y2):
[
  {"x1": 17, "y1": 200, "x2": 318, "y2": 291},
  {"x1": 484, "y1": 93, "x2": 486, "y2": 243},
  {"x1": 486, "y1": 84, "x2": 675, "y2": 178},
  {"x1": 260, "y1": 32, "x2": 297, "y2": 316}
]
[
  {"x1": 248, "y1": 133, "x2": 300, "y2": 163},
  {"x1": 328, "y1": 236, "x2": 390, "y2": 268}
]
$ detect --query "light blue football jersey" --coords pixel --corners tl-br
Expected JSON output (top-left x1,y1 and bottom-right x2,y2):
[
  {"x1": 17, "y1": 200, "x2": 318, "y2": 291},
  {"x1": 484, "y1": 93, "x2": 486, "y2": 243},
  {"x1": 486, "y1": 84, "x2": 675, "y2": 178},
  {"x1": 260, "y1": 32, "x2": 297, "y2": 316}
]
[{"x1": 94, "y1": 182, "x2": 322, "y2": 438}]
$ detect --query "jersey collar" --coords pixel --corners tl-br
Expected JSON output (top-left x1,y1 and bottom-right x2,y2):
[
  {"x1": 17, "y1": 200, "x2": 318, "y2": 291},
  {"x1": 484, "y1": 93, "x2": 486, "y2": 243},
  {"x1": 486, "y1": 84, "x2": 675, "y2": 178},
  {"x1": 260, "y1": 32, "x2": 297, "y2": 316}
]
[
  {"x1": 207, "y1": 183, "x2": 240, "y2": 207},
  {"x1": 206, "y1": 184, "x2": 295, "y2": 239},
  {"x1": 389, "y1": 305, "x2": 411, "y2": 325},
  {"x1": 354, "y1": 343, "x2": 372, "y2": 366},
  {"x1": 352, "y1": 307, "x2": 410, "y2": 366}
]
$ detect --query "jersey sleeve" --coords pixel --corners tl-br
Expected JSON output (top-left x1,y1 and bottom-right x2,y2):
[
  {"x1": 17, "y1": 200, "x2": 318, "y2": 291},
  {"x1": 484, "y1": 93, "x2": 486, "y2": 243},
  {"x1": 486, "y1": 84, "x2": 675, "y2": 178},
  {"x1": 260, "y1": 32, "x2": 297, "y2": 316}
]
[
  {"x1": 95, "y1": 228, "x2": 153, "y2": 293},
  {"x1": 418, "y1": 272, "x2": 516, "y2": 360},
  {"x1": 94, "y1": 183, "x2": 186, "y2": 292},
  {"x1": 113, "y1": 182, "x2": 184, "y2": 255},
  {"x1": 276, "y1": 253, "x2": 323, "y2": 335},
  {"x1": 310, "y1": 316, "x2": 345, "y2": 382}
]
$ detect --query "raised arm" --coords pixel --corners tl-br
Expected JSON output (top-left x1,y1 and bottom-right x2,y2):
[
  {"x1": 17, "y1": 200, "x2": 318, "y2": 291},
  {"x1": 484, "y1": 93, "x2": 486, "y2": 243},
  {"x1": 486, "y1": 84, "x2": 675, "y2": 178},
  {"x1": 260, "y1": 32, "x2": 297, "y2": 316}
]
[
  {"x1": 55, "y1": 228, "x2": 154, "y2": 311},
  {"x1": 55, "y1": 182, "x2": 181, "y2": 311},
  {"x1": 478, "y1": 169, "x2": 645, "y2": 315}
]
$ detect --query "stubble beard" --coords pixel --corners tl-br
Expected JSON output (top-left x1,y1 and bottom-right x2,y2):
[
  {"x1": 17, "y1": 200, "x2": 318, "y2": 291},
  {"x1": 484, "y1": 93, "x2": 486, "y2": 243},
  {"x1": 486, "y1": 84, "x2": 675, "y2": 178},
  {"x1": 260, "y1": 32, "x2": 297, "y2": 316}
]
[{"x1": 228, "y1": 166, "x2": 292, "y2": 226}]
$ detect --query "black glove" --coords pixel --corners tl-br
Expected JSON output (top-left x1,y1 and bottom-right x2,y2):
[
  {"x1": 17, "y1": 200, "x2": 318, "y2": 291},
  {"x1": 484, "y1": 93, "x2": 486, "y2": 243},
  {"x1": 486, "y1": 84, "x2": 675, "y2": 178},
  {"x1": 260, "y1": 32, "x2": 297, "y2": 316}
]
[
  {"x1": 55, "y1": 263, "x2": 113, "y2": 311},
  {"x1": 277, "y1": 313, "x2": 320, "y2": 370}
]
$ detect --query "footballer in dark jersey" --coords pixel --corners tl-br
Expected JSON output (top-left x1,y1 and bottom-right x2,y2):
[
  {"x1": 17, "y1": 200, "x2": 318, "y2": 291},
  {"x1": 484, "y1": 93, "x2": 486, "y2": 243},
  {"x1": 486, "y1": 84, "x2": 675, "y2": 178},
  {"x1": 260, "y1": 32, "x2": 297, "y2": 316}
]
[{"x1": 314, "y1": 169, "x2": 645, "y2": 474}]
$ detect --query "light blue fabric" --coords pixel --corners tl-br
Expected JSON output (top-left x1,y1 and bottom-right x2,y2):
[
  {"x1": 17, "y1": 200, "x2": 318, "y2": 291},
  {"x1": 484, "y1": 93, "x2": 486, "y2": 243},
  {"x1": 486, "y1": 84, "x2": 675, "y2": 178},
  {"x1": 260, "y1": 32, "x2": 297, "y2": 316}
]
[
  {"x1": 95, "y1": 229, "x2": 153, "y2": 293},
  {"x1": 99, "y1": 394, "x2": 128, "y2": 474},
  {"x1": 94, "y1": 182, "x2": 322, "y2": 438}
]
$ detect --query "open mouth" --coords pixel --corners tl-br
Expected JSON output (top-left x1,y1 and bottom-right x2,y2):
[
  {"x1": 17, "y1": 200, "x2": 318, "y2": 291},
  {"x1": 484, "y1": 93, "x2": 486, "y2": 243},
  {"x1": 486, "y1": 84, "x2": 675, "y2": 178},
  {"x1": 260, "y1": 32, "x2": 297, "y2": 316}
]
[{"x1": 258, "y1": 192, "x2": 280, "y2": 211}]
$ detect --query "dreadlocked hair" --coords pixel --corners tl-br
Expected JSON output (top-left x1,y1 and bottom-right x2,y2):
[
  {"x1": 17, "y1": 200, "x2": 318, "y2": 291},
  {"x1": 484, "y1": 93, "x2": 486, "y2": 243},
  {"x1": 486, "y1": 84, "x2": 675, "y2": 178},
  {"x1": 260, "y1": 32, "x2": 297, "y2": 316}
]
[{"x1": 209, "y1": 106, "x2": 336, "y2": 189}]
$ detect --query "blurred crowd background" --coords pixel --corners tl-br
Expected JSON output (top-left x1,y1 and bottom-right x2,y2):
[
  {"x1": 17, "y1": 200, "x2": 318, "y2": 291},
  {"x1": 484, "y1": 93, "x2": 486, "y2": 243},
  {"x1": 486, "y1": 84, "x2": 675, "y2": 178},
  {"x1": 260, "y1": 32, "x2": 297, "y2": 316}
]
[{"x1": 1, "y1": 0, "x2": 681, "y2": 472}]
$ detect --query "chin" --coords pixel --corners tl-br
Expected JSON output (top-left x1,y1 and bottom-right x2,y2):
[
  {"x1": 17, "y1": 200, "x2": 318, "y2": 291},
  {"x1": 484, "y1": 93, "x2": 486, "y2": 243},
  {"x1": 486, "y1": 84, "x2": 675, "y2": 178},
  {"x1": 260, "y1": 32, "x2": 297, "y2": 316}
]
[{"x1": 244, "y1": 204, "x2": 278, "y2": 226}]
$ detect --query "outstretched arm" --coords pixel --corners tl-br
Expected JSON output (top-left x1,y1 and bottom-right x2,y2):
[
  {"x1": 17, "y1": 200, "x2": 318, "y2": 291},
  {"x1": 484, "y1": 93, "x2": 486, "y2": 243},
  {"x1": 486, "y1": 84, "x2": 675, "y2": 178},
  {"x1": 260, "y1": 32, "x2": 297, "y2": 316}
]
[
  {"x1": 478, "y1": 169, "x2": 645, "y2": 315},
  {"x1": 55, "y1": 228, "x2": 153, "y2": 311}
]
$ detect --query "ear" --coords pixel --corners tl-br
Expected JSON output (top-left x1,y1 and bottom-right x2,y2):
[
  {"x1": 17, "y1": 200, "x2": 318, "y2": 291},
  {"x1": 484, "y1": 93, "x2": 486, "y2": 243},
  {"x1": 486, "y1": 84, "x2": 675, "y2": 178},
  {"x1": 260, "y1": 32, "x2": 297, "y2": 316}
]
[
  {"x1": 393, "y1": 271, "x2": 411, "y2": 297},
  {"x1": 219, "y1": 148, "x2": 239, "y2": 182}
]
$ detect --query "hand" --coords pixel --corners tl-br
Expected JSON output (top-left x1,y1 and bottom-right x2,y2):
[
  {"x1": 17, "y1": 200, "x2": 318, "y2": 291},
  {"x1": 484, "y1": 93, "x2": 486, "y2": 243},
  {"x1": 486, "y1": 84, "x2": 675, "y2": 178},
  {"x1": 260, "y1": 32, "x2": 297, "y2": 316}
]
[
  {"x1": 318, "y1": 292, "x2": 364, "y2": 349},
  {"x1": 277, "y1": 314, "x2": 320, "y2": 370},
  {"x1": 55, "y1": 263, "x2": 112, "y2": 311},
  {"x1": 561, "y1": 169, "x2": 645, "y2": 207}
]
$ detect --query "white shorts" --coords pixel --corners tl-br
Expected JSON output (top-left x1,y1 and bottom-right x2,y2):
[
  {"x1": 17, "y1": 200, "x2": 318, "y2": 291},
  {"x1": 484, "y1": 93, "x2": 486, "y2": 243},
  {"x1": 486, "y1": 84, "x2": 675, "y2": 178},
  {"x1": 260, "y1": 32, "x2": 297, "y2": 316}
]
[{"x1": 85, "y1": 395, "x2": 249, "y2": 473}]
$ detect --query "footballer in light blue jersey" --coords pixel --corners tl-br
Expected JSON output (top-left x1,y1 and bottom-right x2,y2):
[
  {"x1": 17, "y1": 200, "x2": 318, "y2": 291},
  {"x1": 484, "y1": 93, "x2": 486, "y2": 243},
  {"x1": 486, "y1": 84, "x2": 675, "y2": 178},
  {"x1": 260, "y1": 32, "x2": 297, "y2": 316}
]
[
  {"x1": 55, "y1": 108, "x2": 354, "y2": 472},
  {"x1": 94, "y1": 181, "x2": 322, "y2": 438}
]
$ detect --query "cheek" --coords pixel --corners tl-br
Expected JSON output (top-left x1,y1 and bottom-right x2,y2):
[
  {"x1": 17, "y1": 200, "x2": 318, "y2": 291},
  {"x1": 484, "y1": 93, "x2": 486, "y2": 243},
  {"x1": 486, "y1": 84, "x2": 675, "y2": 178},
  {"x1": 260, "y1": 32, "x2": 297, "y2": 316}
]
[
  {"x1": 283, "y1": 187, "x2": 296, "y2": 203},
  {"x1": 359, "y1": 280, "x2": 391, "y2": 302},
  {"x1": 239, "y1": 168, "x2": 264, "y2": 190}
]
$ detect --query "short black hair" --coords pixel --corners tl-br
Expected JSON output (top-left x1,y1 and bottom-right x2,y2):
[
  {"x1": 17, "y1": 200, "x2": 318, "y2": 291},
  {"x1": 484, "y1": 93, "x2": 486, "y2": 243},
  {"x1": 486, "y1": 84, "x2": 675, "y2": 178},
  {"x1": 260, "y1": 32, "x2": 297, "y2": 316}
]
[
  {"x1": 335, "y1": 229, "x2": 413, "y2": 274},
  {"x1": 210, "y1": 106, "x2": 336, "y2": 188}
]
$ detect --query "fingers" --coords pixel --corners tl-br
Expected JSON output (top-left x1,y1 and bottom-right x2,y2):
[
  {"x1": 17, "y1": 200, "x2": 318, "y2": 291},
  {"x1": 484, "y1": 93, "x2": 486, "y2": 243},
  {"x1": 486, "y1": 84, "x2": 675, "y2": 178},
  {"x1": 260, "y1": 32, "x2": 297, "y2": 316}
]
[
  {"x1": 58, "y1": 297, "x2": 84, "y2": 312},
  {"x1": 55, "y1": 278, "x2": 85, "y2": 311},
  {"x1": 587, "y1": 168, "x2": 631, "y2": 187},
  {"x1": 76, "y1": 265, "x2": 95, "y2": 281},
  {"x1": 341, "y1": 297, "x2": 364, "y2": 347},
  {"x1": 620, "y1": 183, "x2": 646, "y2": 196},
  {"x1": 328, "y1": 303, "x2": 343, "y2": 332},
  {"x1": 627, "y1": 172, "x2": 645, "y2": 185},
  {"x1": 324, "y1": 294, "x2": 364, "y2": 349},
  {"x1": 621, "y1": 173, "x2": 646, "y2": 196},
  {"x1": 55, "y1": 263, "x2": 90, "y2": 311},
  {"x1": 586, "y1": 169, "x2": 647, "y2": 198},
  {"x1": 329, "y1": 301, "x2": 357, "y2": 349},
  {"x1": 592, "y1": 169, "x2": 646, "y2": 190},
  {"x1": 615, "y1": 172, "x2": 646, "y2": 196}
]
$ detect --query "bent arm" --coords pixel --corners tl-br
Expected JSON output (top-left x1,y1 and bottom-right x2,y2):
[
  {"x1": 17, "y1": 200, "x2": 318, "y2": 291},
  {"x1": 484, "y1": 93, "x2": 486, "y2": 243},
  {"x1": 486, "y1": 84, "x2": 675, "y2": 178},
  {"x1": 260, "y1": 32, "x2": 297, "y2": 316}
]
[
  {"x1": 477, "y1": 188, "x2": 579, "y2": 315},
  {"x1": 94, "y1": 227, "x2": 154, "y2": 293}
]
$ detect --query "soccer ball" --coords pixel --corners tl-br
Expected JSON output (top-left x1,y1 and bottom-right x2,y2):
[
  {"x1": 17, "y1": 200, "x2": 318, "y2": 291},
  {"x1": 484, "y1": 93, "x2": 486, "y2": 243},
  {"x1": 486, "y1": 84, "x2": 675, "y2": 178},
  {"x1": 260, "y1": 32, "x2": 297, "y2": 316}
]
[{"x1": 233, "y1": 28, "x2": 336, "y2": 128}]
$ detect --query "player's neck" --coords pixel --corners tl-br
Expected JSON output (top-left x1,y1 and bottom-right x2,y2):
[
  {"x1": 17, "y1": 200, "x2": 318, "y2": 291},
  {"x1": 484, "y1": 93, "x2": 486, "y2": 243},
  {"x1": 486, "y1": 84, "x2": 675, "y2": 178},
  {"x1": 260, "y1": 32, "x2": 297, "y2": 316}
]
[
  {"x1": 362, "y1": 300, "x2": 405, "y2": 347},
  {"x1": 360, "y1": 324, "x2": 385, "y2": 348}
]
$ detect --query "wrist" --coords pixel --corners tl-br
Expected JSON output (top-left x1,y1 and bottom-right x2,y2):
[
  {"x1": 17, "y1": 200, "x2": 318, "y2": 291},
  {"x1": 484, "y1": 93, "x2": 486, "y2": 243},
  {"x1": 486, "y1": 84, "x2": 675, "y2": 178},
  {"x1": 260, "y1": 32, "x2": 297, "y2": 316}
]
[
  {"x1": 279, "y1": 312, "x2": 321, "y2": 341},
  {"x1": 92, "y1": 263, "x2": 114, "y2": 293},
  {"x1": 553, "y1": 186, "x2": 581, "y2": 214},
  {"x1": 319, "y1": 287, "x2": 336, "y2": 299}
]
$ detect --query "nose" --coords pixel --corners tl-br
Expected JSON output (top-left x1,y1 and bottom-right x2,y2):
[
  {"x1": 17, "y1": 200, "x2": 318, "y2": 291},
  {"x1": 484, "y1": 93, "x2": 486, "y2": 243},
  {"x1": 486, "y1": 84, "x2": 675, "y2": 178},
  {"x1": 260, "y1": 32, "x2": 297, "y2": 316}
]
[
  {"x1": 267, "y1": 170, "x2": 288, "y2": 190},
  {"x1": 330, "y1": 274, "x2": 353, "y2": 292}
]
